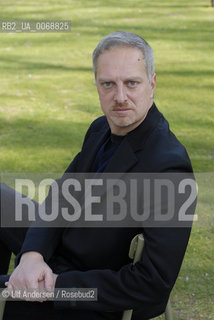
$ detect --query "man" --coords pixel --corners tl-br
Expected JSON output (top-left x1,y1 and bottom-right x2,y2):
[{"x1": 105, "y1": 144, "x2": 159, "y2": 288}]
[{"x1": 0, "y1": 31, "x2": 194, "y2": 319}]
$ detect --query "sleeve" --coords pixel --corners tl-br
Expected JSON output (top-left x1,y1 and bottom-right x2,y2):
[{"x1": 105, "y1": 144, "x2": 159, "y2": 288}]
[{"x1": 15, "y1": 153, "x2": 80, "y2": 265}]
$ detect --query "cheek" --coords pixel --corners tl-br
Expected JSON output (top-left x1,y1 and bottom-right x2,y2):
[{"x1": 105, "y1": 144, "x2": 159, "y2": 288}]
[
  {"x1": 99, "y1": 92, "x2": 113, "y2": 106},
  {"x1": 136, "y1": 88, "x2": 151, "y2": 103},
  {"x1": 127, "y1": 92, "x2": 140, "y2": 105}
]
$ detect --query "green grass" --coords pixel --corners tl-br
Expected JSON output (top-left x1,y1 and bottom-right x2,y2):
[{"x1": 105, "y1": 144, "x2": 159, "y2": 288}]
[{"x1": 1, "y1": 0, "x2": 214, "y2": 319}]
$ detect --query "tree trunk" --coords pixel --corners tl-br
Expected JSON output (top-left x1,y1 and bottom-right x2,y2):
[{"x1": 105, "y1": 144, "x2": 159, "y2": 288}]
[{"x1": 212, "y1": 0, "x2": 214, "y2": 7}]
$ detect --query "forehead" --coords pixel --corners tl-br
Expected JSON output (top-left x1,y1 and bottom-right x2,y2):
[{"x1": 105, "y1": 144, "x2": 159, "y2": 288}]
[{"x1": 96, "y1": 46, "x2": 146, "y2": 79}]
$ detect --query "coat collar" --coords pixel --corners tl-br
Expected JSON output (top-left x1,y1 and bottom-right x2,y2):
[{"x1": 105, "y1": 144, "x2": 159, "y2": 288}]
[
  {"x1": 125, "y1": 103, "x2": 161, "y2": 152},
  {"x1": 77, "y1": 125, "x2": 110, "y2": 172}
]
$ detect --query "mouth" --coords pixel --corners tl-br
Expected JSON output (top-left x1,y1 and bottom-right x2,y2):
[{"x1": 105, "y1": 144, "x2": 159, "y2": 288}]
[{"x1": 112, "y1": 108, "x2": 132, "y2": 115}]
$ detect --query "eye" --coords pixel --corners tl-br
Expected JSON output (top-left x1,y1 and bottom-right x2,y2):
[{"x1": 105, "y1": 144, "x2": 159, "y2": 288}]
[
  {"x1": 128, "y1": 81, "x2": 138, "y2": 88},
  {"x1": 102, "y1": 82, "x2": 113, "y2": 88}
]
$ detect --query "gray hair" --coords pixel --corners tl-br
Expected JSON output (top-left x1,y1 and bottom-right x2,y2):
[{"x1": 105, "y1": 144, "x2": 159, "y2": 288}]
[{"x1": 92, "y1": 31, "x2": 155, "y2": 82}]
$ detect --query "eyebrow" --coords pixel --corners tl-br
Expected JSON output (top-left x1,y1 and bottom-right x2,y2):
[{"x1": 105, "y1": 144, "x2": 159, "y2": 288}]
[
  {"x1": 98, "y1": 79, "x2": 112, "y2": 82},
  {"x1": 125, "y1": 76, "x2": 144, "y2": 81},
  {"x1": 98, "y1": 76, "x2": 144, "y2": 82}
]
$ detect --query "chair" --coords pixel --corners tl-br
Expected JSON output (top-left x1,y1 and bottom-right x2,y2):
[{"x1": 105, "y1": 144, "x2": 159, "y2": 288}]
[
  {"x1": 0, "y1": 300, "x2": 5, "y2": 320},
  {"x1": 0, "y1": 275, "x2": 10, "y2": 320},
  {"x1": 122, "y1": 234, "x2": 173, "y2": 320}
]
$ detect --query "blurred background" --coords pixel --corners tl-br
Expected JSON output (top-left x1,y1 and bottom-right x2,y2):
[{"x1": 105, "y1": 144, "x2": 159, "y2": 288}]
[{"x1": 0, "y1": 1, "x2": 213, "y2": 319}]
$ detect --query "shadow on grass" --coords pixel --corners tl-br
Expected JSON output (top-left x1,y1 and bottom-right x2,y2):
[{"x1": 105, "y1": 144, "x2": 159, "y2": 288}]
[
  {"x1": 78, "y1": 25, "x2": 213, "y2": 43},
  {"x1": 158, "y1": 69, "x2": 214, "y2": 77},
  {"x1": 0, "y1": 55, "x2": 91, "y2": 72},
  {"x1": 0, "y1": 20, "x2": 213, "y2": 50},
  {"x1": 0, "y1": 117, "x2": 90, "y2": 151}
]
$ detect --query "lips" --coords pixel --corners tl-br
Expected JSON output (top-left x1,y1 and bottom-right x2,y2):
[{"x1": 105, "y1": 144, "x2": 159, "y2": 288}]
[
  {"x1": 112, "y1": 108, "x2": 131, "y2": 114},
  {"x1": 113, "y1": 108, "x2": 130, "y2": 111}
]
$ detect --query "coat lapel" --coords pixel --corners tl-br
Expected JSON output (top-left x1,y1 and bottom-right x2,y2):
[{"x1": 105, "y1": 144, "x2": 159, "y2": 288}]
[{"x1": 77, "y1": 128, "x2": 110, "y2": 172}]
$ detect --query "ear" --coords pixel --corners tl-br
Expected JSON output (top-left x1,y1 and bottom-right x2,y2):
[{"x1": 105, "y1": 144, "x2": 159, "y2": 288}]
[{"x1": 150, "y1": 73, "x2": 156, "y2": 98}]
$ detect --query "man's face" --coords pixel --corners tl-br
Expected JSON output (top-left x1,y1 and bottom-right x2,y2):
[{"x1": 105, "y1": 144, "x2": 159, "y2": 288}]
[{"x1": 95, "y1": 46, "x2": 156, "y2": 135}]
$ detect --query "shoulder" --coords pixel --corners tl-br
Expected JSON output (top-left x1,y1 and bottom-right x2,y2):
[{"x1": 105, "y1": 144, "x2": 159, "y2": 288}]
[
  {"x1": 139, "y1": 112, "x2": 192, "y2": 172},
  {"x1": 88, "y1": 116, "x2": 109, "y2": 132},
  {"x1": 81, "y1": 115, "x2": 109, "y2": 145}
]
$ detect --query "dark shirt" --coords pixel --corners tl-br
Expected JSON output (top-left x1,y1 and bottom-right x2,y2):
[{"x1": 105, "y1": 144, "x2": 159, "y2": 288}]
[{"x1": 90, "y1": 133, "x2": 124, "y2": 172}]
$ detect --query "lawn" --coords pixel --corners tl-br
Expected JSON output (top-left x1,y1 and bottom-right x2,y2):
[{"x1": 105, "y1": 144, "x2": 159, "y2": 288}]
[{"x1": 0, "y1": 0, "x2": 214, "y2": 319}]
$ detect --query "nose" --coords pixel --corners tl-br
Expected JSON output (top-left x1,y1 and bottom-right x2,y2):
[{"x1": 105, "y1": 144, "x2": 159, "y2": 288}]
[{"x1": 114, "y1": 84, "x2": 127, "y2": 104}]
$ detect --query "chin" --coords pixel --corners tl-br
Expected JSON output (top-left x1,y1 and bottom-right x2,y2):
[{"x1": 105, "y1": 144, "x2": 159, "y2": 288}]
[{"x1": 112, "y1": 117, "x2": 133, "y2": 127}]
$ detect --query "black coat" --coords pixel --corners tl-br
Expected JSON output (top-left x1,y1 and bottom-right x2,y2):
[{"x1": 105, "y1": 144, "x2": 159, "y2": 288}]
[{"x1": 19, "y1": 103, "x2": 194, "y2": 319}]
